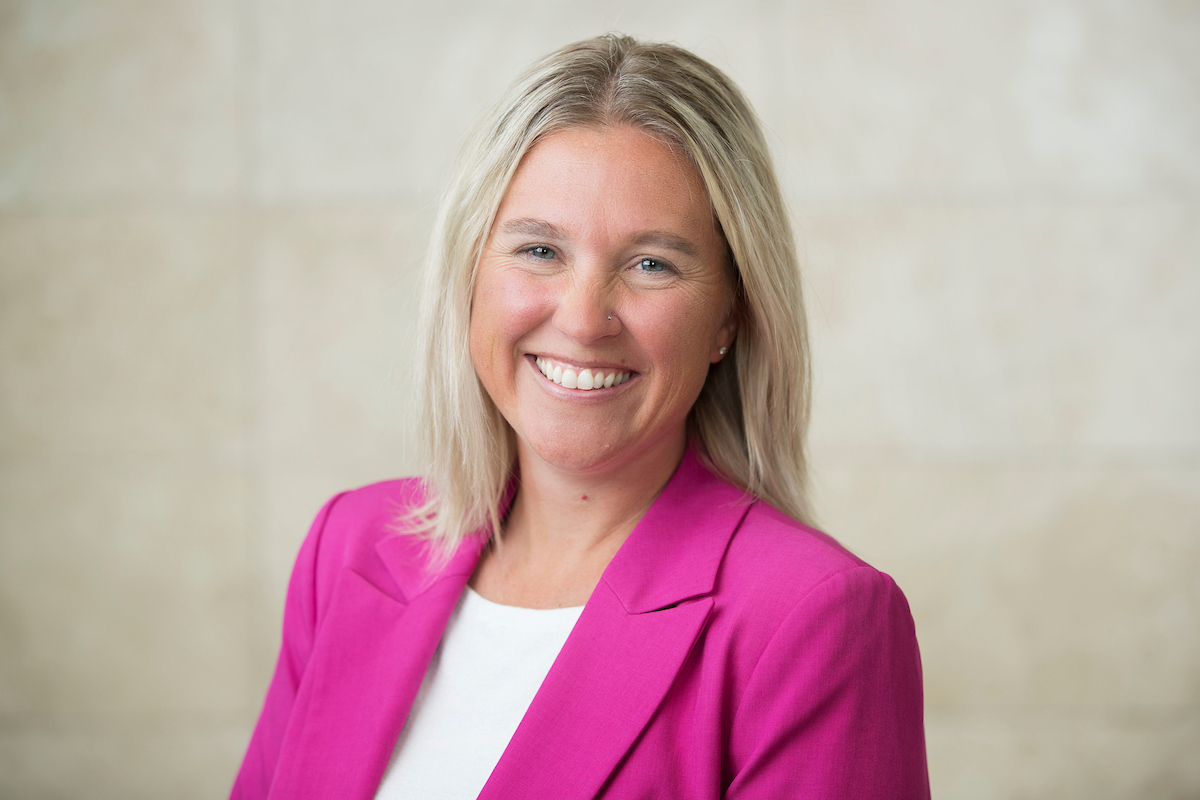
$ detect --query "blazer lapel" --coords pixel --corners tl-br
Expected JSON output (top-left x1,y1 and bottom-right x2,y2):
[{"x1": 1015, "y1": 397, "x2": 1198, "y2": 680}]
[
  {"x1": 268, "y1": 532, "x2": 487, "y2": 800},
  {"x1": 479, "y1": 448, "x2": 753, "y2": 799}
]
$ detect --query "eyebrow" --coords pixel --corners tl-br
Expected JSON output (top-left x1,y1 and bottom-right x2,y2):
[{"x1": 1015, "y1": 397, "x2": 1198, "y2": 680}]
[
  {"x1": 498, "y1": 218, "x2": 701, "y2": 259},
  {"x1": 629, "y1": 231, "x2": 700, "y2": 259},
  {"x1": 498, "y1": 218, "x2": 568, "y2": 240}
]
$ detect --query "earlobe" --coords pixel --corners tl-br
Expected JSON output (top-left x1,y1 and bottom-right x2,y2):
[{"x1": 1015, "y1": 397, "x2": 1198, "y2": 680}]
[{"x1": 711, "y1": 324, "x2": 736, "y2": 363}]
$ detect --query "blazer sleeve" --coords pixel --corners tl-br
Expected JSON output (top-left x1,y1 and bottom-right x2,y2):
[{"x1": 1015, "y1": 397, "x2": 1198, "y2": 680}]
[
  {"x1": 726, "y1": 566, "x2": 930, "y2": 800},
  {"x1": 229, "y1": 492, "x2": 346, "y2": 800}
]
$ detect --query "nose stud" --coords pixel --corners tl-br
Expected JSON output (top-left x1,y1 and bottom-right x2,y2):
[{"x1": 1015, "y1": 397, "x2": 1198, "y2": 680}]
[{"x1": 607, "y1": 316, "x2": 612, "y2": 320}]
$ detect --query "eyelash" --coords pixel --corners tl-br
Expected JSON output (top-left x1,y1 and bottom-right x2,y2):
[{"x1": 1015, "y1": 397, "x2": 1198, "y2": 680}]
[
  {"x1": 524, "y1": 245, "x2": 556, "y2": 260},
  {"x1": 635, "y1": 258, "x2": 669, "y2": 274},
  {"x1": 518, "y1": 246, "x2": 675, "y2": 276}
]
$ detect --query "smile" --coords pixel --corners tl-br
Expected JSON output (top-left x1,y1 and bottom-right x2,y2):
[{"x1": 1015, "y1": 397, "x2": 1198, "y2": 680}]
[{"x1": 534, "y1": 356, "x2": 633, "y2": 391}]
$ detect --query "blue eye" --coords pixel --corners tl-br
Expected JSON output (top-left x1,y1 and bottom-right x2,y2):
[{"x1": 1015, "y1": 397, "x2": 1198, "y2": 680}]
[
  {"x1": 527, "y1": 245, "x2": 556, "y2": 259},
  {"x1": 637, "y1": 258, "x2": 666, "y2": 273}
]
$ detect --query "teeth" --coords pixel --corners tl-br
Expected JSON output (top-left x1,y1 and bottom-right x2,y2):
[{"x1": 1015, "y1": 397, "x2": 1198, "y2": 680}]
[{"x1": 535, "y1": 357, "x2": 630, "y2": 391}]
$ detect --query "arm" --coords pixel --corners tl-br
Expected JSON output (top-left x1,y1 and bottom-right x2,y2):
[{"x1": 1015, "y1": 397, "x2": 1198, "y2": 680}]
[
  {"x1": 229, "y1": 493, "x2": 346, "y2": 800},
  {"x1": 727, "y1": 566, "x2": 930, "y2": 799}
]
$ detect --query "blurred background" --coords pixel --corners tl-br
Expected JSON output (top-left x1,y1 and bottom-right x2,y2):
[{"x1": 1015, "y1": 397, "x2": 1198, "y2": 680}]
[{"x1": 1, "y1": 0, "x2": 1197, "y2": 797}]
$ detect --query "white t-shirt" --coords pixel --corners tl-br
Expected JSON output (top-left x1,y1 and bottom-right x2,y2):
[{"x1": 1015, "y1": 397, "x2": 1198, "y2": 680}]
[{"x1": 374, "y1": 586, "x2": 584, "y2": 799}]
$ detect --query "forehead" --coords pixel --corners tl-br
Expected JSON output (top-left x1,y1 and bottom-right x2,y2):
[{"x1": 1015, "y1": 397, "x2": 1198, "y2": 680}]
[{"x1": 494, "y1": 125, "x2": 718, "y2": 238}]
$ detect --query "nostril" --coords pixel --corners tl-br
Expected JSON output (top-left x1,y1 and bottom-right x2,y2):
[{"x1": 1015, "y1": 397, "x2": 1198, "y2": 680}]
[{"x1": 552, "y1": 295, "x2": 620, "y2": 342}]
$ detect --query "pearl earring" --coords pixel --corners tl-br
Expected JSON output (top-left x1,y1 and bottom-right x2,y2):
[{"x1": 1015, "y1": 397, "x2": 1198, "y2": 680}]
[{"x1": 718, "y1": 346, "x2": 728, "y2": 355}]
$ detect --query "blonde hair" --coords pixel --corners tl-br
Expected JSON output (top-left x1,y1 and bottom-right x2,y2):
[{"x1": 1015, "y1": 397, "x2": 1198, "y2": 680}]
[{"x1": 411, "y1": 34, "x2": 812, "y2": 550}]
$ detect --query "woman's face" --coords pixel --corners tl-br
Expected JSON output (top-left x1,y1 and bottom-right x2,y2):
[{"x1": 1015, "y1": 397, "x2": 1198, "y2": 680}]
[{"x1": 469, "y1": 125, "x2": 735, "y2": 476}]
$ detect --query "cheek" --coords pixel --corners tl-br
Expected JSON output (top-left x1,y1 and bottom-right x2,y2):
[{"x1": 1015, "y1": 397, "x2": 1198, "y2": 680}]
[
  {"x1": 639, "y1": 293, "x2": 727, "y2": 376},
  {"x1": 469, "y1": 270, "x2": 550, "y2": 368}
]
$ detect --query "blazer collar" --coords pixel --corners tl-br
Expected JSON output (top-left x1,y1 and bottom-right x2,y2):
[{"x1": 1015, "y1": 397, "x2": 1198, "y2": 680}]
[
  {"x1": 372, "y1": 471, "x2": 520, "y2": 604},
  {"x1": 373, "y1": 530, "x2": 485, "y2": 605},
  {"x1": 373, "y1": 447, "x2": 750, "y2": 612},
  {"x1": 290, "y1": 447, "x2": 754, "y2": 800},
  {"x1": 480, "y1": 447, "x2": 754, "y2": 799},
  {"x1": 602, "y1": 446, "x2": 754, "y2": 613}
]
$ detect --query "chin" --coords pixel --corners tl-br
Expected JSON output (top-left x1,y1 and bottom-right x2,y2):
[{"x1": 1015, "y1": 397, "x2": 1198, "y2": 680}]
[{"x1": 517, "y1": 422, "x2": 626, "y2": 475}]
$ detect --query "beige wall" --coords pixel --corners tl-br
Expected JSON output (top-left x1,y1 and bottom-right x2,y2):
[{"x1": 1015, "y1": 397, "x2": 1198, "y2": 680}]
[{"x1": 1, "y1": 1, "x2": 1196, "y2": 797}]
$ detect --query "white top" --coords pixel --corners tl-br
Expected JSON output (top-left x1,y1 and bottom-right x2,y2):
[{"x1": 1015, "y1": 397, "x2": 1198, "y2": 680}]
[{"x1": 374, "y1": 587, "x2": 584, "y2": 799}]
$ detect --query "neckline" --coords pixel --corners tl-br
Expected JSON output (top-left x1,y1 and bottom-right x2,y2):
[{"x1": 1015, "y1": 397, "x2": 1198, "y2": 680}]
[{"x1": 464, "y1": 585, "x2": 585, "y2": 614}]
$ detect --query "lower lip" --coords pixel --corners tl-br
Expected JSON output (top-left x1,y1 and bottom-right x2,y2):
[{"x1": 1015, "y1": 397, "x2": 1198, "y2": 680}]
[{"x1": 526, "y1": 355, "x2": 637, "y2": 397}]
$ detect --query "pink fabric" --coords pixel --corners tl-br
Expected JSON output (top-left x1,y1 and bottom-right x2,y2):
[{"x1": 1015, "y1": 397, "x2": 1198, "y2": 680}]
[{"x1": 231, "y1": 449, "x2": 930, "y2": 799}]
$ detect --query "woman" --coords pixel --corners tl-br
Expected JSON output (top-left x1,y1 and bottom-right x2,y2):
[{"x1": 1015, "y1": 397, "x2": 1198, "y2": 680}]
[{"x1": 233, "y1": 34, "x2": 929, "y2": 799}]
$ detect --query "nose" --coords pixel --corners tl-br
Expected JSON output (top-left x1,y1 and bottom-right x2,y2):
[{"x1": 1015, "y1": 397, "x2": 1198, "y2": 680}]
[{"x1": 552, "y1": 267, "x2": 620, "y2": 344}]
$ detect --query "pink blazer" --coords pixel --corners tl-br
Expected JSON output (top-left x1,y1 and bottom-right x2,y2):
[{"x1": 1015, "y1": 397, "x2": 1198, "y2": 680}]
[{"x1": 231, "y1": 450, "x2": 930, "y2": 799}]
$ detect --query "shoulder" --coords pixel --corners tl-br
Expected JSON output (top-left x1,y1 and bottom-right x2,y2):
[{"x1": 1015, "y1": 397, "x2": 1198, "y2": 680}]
[
  {"x1": 714, "y1": 496, "x2": 915, "y2": 650},
  {"x1": 721, "y1": 499, "x2": 875, "y2": 598},
  {"x1": 310, "y1": 476, "x2": 427, "y2": 557},
  {"x1": 294, "y1": 477, "x2": 438, "y2": 614},
  {"x1": 718, "y1": 502, "x2": 929, "y2": 798},
  {"x1": 317, "y1": 476, "x2": 426, "y2": 537}
]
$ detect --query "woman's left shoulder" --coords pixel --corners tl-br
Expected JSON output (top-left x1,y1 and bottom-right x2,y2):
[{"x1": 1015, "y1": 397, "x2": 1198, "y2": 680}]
[
  {"x1": 716, "y1": 499, "x2": 914, "y2": 632},
  {"x1": 715, "y1": 502, "x2": 929, "y2": 799}
]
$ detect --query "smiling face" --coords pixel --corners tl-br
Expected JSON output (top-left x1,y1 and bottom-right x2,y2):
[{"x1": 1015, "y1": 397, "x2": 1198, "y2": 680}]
[{"x1": 469, "y1": 125, "x2": 736, "y2": 477}]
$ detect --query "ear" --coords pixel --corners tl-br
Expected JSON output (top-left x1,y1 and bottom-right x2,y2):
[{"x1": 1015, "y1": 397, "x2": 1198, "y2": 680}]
[{"x1": 710, "y1": 316, "x2": 737, "y2": 364}]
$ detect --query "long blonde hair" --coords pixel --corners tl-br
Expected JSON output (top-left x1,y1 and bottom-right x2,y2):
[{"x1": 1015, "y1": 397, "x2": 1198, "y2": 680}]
[{"x1": 411, "y1": 34, "x2": 812, "y2": 550}]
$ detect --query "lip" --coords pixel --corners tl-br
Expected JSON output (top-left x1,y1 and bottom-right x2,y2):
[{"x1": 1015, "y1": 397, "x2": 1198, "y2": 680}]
[
  {"x1": 529, "y1": 352, "x2": 637, "y2": 374},
  {"x1": 525, "y1": 353, "x2": 639, "y2": 395}
]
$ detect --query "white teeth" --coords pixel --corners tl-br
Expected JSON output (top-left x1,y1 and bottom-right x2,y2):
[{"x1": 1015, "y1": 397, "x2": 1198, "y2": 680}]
[{"x1": 535, "y1": 358, "x2": 632, "y2": 391}]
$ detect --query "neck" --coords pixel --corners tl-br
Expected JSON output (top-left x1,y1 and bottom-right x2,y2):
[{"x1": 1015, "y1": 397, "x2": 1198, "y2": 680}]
[{"x1": 470, "y1": 431, "x2": 687, "y2": 608}]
